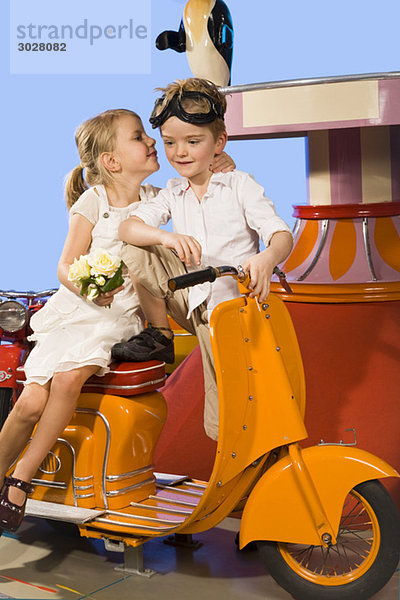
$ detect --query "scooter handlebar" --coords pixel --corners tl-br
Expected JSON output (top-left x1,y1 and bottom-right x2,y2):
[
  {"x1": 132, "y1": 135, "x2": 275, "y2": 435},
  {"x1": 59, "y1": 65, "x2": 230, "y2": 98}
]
[
  {"x1": 168, "y1": 265, "x2": 293, "y2": 294},
  {"x1": 168, "y1": 267, "x2": 219, "y2": 291}
]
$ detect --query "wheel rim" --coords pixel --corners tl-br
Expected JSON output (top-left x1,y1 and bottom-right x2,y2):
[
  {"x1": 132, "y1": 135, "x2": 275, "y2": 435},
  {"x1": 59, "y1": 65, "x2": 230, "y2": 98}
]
[{"x1": 278, "y1": 489, "x2": 381, "y2": 586}]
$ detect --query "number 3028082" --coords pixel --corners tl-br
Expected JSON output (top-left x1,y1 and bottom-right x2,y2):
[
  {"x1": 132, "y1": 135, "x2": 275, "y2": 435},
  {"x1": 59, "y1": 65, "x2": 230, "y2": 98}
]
[{"x1": 18, "y1": 42, "x2": 67, "y2": 51}]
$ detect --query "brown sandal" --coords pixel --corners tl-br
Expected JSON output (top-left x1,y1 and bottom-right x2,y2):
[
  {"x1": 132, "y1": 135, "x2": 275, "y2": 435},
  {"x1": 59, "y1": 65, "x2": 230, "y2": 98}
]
[{"x1": 0, "y1": 476, "x2": 34, "y2": 532}]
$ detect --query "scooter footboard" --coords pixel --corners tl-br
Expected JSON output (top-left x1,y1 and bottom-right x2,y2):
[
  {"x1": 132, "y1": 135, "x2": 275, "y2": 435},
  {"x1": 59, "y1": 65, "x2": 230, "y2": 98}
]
[{"x1": 240, "y1": 444, "x2": 399, "y2": 549}]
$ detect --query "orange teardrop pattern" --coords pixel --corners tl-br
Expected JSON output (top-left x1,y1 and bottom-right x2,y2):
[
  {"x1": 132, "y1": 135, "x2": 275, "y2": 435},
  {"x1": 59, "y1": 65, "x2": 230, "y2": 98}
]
[
  {"x1": 329, "y1": 220, "x2": 357, "y2": 281},
  {"x1": 374, "y1": 217, "x2": 400, "y2": 272},
  {"x1": 283, "y1": 220, "x2": 319, "y2": 274}
]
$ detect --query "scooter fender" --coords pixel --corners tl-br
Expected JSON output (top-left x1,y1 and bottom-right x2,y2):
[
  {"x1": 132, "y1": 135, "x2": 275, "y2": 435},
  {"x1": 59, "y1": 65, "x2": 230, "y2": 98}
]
[{"x1": 240, "y1": 444, "x2": 399, "y2": 549}]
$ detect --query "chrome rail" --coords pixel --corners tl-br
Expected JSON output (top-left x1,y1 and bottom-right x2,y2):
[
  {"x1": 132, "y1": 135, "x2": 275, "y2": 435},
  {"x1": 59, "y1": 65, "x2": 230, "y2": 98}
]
[{"x1": 220, "y1": 71, "x2": 400, "y2": 95}]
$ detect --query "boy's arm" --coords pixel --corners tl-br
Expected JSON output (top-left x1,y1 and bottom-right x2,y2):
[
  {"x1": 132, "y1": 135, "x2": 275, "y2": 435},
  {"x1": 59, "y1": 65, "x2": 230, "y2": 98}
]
[
  {"x1": 119, "y1": 217, "x2": 202, "y2": 267},
  {"x1": 242, "y1": 231, "x2": 293, "y2": 302}
]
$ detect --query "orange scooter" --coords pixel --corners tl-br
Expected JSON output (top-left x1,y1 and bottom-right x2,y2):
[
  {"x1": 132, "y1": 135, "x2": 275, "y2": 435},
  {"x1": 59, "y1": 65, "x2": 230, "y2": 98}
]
[{"x1": 12, "y1": 266, "x2": 400, "y2": 600}]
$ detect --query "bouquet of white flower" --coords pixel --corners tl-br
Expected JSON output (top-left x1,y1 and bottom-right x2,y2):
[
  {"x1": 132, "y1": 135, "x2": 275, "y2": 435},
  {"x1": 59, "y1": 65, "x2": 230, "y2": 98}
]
[{"x1": 68, "y1": 248, "x2": 124, "y2": 303}]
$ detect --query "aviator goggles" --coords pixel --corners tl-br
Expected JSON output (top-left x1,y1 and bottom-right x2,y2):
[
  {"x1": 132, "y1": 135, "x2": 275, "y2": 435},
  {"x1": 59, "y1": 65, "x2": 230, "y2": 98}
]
[{"x1": 149, "y1": 91, "x2": 225, "y2": 129}]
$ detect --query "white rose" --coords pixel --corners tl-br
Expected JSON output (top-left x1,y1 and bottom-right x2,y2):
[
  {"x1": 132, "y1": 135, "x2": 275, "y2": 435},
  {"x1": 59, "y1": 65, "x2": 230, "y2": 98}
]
[
  {"x1": 86, "y1": 284, "x2": 100, "y2": 302},
  {"x1": 68, "y1": 255, "x2": 91, "y2": 284},
  {"x1": 88, "y1": 248, "x2": 121, "y2": 277},
  {"x1": 95, "y1": 275, "x2": 106, "y2": 286}
]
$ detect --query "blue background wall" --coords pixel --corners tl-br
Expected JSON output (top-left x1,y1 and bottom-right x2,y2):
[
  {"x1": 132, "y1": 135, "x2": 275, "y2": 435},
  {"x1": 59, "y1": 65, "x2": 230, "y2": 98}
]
[{"x1": 2, "y1": 0, "x2": 399, "y2": 290}]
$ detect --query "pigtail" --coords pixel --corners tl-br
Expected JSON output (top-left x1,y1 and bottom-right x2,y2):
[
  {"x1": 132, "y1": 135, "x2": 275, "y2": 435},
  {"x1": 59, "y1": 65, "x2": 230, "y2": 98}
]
[{"x1": 64, "y1": 164, "x2": 89, "y2": 210}]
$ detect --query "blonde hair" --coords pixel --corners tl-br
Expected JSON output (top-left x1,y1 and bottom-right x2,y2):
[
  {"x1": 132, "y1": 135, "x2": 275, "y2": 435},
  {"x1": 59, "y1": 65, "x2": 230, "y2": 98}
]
[
  {"x1": 155, "y1": 78, "x2": 227, "y2": 139},
  {"x1": 65, "y1": 108, "x2": 140, "y2": 209}
]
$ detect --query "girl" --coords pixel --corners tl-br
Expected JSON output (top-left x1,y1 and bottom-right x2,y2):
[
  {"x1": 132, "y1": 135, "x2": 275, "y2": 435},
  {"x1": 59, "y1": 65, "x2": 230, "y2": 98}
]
[{"x1": 0, "y1": 108, "x2": 234, "y2": 533}]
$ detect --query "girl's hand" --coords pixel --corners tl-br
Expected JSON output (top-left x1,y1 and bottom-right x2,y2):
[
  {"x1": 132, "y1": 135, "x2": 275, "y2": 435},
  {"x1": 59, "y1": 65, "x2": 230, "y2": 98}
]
[
  {"x1": 241, "y1": 252, "x2": 275, "y2": 302},
  {"x1": 93, "y1": 284, "x2": 124, "y2": 307},
  {"x1": 210, "y1": 151, "x2": 236, "y2": 173},
  {"x1": 159, "y1": 231, "x2": 202, "y2": 267}
]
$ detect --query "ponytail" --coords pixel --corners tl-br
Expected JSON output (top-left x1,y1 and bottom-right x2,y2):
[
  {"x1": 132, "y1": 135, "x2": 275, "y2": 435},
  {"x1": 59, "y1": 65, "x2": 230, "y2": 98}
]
[{"x1": 65, "y1": 164, "x2": 89, "y2": 210}]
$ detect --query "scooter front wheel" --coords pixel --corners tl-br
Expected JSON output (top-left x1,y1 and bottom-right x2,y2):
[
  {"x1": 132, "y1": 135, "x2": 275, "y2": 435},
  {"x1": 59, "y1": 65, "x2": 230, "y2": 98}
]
[{"x1": 256, "y1": 480, "x2": 400, "y2": 600}]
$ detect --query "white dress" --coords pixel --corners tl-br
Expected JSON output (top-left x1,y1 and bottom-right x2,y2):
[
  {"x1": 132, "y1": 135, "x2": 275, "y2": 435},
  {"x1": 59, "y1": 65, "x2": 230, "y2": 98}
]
[{"x1": 24, "y1": 184, "x2": 159, "y2": 386}]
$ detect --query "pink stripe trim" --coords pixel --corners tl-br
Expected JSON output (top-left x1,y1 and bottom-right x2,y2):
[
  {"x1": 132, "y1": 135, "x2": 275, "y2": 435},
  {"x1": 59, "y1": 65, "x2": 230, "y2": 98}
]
[{"x1": 329, "y1": 129, "x2": 362, "y2": 205}]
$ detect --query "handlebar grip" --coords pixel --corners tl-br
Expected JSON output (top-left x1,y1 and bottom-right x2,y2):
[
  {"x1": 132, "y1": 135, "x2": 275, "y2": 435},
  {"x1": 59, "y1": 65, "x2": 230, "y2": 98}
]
[{"x1": 168, "y1": 267, "x2": 217, "y2": 292}]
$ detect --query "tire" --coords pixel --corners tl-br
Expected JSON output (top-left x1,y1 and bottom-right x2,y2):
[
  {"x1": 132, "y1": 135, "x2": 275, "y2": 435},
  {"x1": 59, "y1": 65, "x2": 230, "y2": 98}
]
[
  {"x1": 257, "y1": 480, "x2": 400, "y2": 600},
  {"x1": 0, "y1": 388, "x2": 13, "y2": 430}
]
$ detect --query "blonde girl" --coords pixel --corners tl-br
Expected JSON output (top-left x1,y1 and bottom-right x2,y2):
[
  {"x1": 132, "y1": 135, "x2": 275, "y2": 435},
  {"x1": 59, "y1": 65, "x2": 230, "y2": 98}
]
[{"x1": 0, "y1": 108, "x2": 233, "y2": 533}]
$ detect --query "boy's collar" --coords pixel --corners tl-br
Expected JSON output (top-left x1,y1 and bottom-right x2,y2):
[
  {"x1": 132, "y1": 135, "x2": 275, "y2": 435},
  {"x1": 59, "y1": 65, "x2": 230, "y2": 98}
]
[{"x1": 170, "y1": 172, "x2": 231, "y2": 194}]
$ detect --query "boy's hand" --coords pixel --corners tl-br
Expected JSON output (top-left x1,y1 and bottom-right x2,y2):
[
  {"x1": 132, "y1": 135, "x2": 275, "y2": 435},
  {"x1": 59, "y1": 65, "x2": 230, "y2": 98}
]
[
  {"x1": 241, "y1": 252, "x2": 275, "y2": 302},
  {"x1": 159, "y1": 231, "x2": 202, "y2": 267},
  {"x1": 210, "y1": 151, "x2": 235, "y2": 173}
]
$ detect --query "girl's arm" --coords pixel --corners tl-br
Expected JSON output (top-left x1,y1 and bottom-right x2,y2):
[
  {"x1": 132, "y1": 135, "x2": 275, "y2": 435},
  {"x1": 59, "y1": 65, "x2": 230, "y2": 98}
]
[
  {"x1": 210, "y1": 151, "x2": 235, "y2": 173},
  {"x1": 57, "y1": 214, "x2": 93, "y2": 295},
  {"x1": 119, "y1": 217, "x2": 202, "y2": 267},
  {"x1": 58, "y1": 214, "x2": 123, "y2": 306}
]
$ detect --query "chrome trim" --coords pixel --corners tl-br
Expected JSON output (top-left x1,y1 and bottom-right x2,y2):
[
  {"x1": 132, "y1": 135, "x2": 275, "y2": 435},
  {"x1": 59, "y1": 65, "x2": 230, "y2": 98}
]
[
  {"x1": 362, "y1": 217, "x2": 378, "y2": 281},
  {"x1": 39, "y1": 451, "x2": 61, "y2": 475},
  {"x1": 75, "y1": 407, "x2": 111, "y2": 510},
  {"x1": 76, "y1": 493, "x2": 95, "y2": 499},
  {"x1": 82, "y1": 377, "x2": 166, "y2": 391},
  {"x1": 75, "y1": 484, "x2": 94, "y2": 491},
  {"x1": 150, "y1": 495, "x2": 198, "y2": 507},
  {"x1": 130, "y1": 501, "x2": 192, "y2": 516},
  {"x1": 106, "y1": 477, "x2": 155, "y2": 497},
  {"x1": 32, "y1": 479, "x2": 68, "y2": 490},
  {"x1": 106, "y1": 510, "x2": 185, "y2": 525},
  {"x1": 173, "y1": 332, "x2": 193, "y2": 337},
  {"x1": 58, "y1": 438, "x2": 78, "y2": 507},
  {"x1": 0, "y1": 289, "x2": 58, "y2": 300},
  {"x1": 292, "y1": 218, "x2": 301, "y2": 239},
  {"x1": 107, "y1": 364, "x2": 165, "y2": 375},
  {"x1": 106, "y1": 464, "x2": 153, "y2": 482},
  {"x1": 75, "y1": 475, "x2": 93, "y2": 482},
  {"x1": 93, "y1": 517, "x2": 175, "y2": 532},
  {"x1": 183, "y1": 482, "x2": 207, "y2": 490},
  {"x1": 156, "y1": 484, "x2": 203, "y2": 497},
  {"x1": 297, "y1": 219, "x2": 329, "y2": 281},
  {"x1": 219, "y1": 71, "x2": 400, "y2": 95}
]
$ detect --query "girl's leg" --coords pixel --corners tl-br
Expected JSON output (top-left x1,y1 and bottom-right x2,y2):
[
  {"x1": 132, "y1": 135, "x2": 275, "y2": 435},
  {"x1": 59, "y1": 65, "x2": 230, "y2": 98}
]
[
  {"x1": 0, "y1": 382, "x2": 50, "y2": 486},
  {"x1": 9, "y1": 365, "x2": 99, "y2": 505}
]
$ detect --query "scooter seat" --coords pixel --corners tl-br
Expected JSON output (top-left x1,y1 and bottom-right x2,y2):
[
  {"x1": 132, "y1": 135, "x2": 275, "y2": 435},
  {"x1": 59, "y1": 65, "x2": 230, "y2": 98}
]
[{"x1": 16, "y1": 361, "x2": 166, "y2": 397}]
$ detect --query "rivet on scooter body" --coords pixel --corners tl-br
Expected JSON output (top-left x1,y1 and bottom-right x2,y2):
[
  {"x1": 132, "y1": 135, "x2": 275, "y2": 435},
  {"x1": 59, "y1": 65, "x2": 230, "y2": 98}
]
[
  {"x1": 322, "y1": 533, "x2": 332, "y2": 545},
  {"x1": 7, "y1": 368, "x2": 12, "y2": 373},
  {"x1": 265, "y1": 314, "x2": 270, "y2": 319},
  {"x1": 232, "y1": 452, "x2": 237, "y2": 458},
  {"x1": 248, "y1": 366, "x2": 253, "y2": 371},
  {"x1": 244, "y1": 338, "x2": 250, "y2": 342},
  {"x1": 276, "y1": 347, "x2": 280, "y2": 352},
  {"x1": 217, "y1": 481, "x2": 222, "y2": 487},
  {"x1": 249, "y1": 396, "x2": 254, "y2": 401},
  {"x1": 262, "y1": 304, "x2": 269, "y2": 310},
  {"x1": 243, "y1": 425, "x2": 247, "y2": 430}
]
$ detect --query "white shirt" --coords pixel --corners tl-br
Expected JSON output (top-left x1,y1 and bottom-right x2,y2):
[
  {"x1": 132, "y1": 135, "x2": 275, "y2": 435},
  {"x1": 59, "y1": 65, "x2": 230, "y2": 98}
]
[{"x1": 130, "y1": 171, "x2": 292, "y2": 318}]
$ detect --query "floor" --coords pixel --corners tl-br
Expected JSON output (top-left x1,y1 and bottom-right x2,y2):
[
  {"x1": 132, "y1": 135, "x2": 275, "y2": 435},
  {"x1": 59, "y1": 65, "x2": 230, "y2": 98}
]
[{"x1": 0, "y1": 517, "x2": 398, "y2": 600}]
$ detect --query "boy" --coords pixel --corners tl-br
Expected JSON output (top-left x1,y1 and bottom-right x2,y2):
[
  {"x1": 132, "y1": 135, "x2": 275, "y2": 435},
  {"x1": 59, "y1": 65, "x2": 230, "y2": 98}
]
[{"x1": 112, "y1": 78, "x2": 293, "y2": 440}]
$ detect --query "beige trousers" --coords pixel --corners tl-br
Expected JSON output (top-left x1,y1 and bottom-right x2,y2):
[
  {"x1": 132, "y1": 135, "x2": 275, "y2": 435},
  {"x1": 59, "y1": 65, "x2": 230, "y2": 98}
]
[{"x1": 121, "y1": 244, "x2": 219, "y2": 441}]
